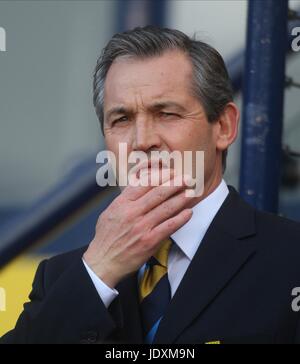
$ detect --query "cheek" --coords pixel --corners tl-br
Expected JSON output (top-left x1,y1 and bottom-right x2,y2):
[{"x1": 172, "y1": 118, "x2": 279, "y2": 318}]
[
  {"x1": 105, "y1": 136, "x2": 134, "y2": 170},
  {"x1": 166, "y1": 123, "x2": 210, "y2": 153},
  {"x1": 105, "y1": 138, "x2": 117, "y2": 157},
  {"x1": 105, "y1": 131, "x2": 129, "y2": 153}
]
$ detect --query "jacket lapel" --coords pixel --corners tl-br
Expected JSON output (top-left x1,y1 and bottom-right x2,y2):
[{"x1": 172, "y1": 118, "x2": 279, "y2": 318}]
[{"x1": 153, "y1": 187, "x2": 258, "y2": 344}]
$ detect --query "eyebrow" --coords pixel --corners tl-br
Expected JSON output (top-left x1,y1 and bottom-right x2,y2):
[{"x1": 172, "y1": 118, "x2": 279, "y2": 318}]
[{"x1": 105, "y1": 101, "x2": 186, "y2": 121}]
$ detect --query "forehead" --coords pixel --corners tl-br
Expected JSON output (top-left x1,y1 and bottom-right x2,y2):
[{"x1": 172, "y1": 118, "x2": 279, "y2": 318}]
[{"x1": 103, "y1": 50, "x2": 194, "y2": 108}]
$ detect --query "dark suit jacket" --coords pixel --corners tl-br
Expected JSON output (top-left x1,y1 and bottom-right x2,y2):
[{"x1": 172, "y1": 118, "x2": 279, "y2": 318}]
[{"x1": 1, "y1": 187, "x2": 300, "y2": 344}]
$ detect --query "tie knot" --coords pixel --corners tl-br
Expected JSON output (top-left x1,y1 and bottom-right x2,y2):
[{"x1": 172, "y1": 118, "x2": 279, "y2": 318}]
[{"x1": 148, "y1": 238, "x2": 173, "y2": 268}]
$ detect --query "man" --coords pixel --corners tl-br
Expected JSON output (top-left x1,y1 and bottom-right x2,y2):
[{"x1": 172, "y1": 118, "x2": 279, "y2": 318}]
[{"x1": 1, "y1": 26, "x2": 300, "y2": 344}]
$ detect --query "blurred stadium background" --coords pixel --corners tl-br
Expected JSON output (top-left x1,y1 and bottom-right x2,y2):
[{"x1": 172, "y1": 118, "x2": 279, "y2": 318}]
[{"x1": 0, "y1": 0, "x2": 299, "y2": 336}]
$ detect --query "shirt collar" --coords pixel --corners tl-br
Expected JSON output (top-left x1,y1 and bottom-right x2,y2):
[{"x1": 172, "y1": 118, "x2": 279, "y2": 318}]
[{"x1": 170, "y1": 179, "x2": 229, "y2": 261}]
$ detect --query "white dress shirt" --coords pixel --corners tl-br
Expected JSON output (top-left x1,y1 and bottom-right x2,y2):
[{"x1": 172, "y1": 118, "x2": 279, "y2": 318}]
[{"x1": 83, "y1": 179, "x2": 229, "y2": 307}]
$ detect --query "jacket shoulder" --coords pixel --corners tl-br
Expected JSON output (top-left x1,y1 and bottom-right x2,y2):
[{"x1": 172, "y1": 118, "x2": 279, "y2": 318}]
[
  {"x1": 255, "y1": 208, "x2": 300, "y2": 236},
  {"x1": 253, "y1": 208, "x2": 300, "y2": 256},
  {"x1": 227, "y1": 187, "x2": 300, "y2": 248}
]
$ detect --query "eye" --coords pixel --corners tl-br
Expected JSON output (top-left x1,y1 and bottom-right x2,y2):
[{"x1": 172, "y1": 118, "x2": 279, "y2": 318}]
[
  {"x1": 159, "y1": 112, "x2": 179, "y2": 118},
  {"x1": 113, "y1": 116, "x2": 128, "y2": 125},
  {"x1": 159, "y1": 111, "x2": 176, "y2": 117}
]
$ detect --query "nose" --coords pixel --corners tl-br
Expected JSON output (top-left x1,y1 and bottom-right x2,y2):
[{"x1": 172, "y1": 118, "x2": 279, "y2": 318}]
[{"x1": 132, "y1": 118, "x2": 162, "y2": 153}]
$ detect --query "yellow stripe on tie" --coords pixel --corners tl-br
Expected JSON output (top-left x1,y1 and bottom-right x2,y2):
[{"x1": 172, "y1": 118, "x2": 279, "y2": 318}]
[{"x1": 139, "y1": 238, "x2": 172, "y2": 301}]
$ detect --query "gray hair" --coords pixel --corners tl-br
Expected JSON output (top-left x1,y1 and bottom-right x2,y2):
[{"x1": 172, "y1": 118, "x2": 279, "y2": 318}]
[{"x1": 93, "y1": 25, "x2": 233, "y2": 171}]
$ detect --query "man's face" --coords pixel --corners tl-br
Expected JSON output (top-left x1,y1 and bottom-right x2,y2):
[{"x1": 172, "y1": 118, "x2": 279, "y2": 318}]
[{"x1": 103, "y1": 50, "x2": 226, "y2": 192}]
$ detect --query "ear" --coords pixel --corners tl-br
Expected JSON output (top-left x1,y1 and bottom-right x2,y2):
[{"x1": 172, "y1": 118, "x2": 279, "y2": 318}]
[{"x1": 215, "y1": 102, "x2": 240, "y2": 152}]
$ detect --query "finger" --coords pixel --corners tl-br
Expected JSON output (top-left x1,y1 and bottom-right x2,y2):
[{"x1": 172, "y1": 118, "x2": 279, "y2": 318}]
[
  {"x1": 148, "y1": 209, "x2": 193, "y2": 244},
  {"x1": 137, "y1": 174, "x2": 191, "y2": 214},
  {"x1": 145, "y1": 188, "x2": 194, "y2": 228},
  {"x1": 123, "y1": 168, "x2": 176, "y2": 201}
]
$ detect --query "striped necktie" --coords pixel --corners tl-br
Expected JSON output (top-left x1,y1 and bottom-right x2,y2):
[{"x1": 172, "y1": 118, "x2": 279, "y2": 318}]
[{"x1": 139, "y1": 238, "x2": 173, "y2": 344}]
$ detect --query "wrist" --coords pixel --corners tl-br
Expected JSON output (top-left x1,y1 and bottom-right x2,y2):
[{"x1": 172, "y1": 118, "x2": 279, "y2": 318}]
[{"x1": 83, "y1": 253, "x2": 121, "y2": 289}]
